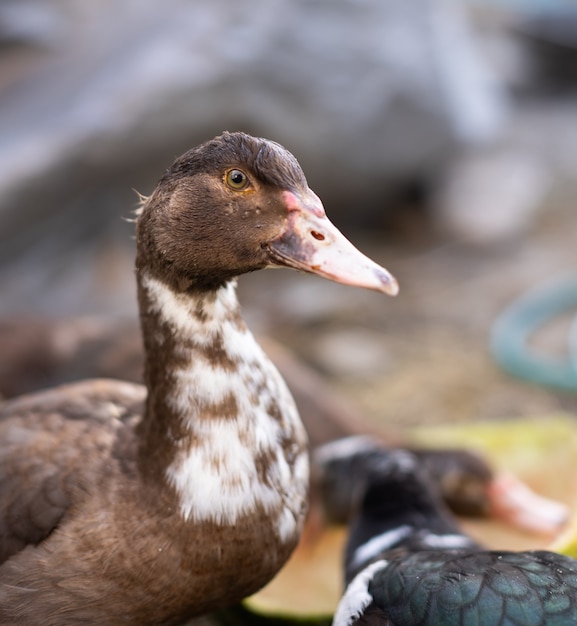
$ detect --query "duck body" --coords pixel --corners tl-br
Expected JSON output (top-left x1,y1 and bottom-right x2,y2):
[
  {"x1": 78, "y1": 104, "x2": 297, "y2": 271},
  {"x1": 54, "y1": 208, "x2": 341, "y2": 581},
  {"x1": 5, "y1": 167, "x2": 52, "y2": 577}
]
[
  {"x1": 0, "y1": 132, "x2": 398, "y2": 624},
  {"x1": 0, "y1": 298, "x2": 306, "y2": 623},
  {"x1": 346, "y1": 549, "x2": 577, "y2": 626},
  {"x1": 333, "y1": 449, "x2": 577, "y2": 626}
]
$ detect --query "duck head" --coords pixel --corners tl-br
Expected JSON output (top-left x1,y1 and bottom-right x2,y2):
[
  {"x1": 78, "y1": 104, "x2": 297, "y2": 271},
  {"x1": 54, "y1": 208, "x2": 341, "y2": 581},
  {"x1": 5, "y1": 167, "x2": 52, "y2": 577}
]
[{"x1": 136, "y1": 131, "x2": 399, "y2": 294}]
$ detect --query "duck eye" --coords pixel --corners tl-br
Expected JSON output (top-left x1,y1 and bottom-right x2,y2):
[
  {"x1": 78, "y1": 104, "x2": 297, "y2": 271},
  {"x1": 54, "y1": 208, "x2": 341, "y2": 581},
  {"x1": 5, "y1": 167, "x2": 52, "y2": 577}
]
[{"x1": 225, "y1": 169, "x2": 250, "y2": 191}]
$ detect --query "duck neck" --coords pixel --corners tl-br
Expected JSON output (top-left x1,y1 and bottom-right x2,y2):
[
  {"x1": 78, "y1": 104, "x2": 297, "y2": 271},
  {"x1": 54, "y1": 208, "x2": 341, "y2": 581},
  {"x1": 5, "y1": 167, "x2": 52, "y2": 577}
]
[
  {"x1": 346, "y1": 480, "x2": 480, "y2": 578},
  {"x1": 135, "y1": 270, "x2": 308, "y2": 536},
  {"x1": 136, "y1": 271, "x2": 243, "y2": 477}
]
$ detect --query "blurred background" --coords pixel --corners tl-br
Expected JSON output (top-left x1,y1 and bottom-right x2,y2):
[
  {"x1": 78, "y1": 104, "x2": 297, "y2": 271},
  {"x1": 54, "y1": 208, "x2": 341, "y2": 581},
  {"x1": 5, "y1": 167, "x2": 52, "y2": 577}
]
[
  {"x1": 1, "y1": 0, "x2": 577, "y2": 431},
  {"x1": 3, "y1": 2, "x2": 577, "y2": 620}
]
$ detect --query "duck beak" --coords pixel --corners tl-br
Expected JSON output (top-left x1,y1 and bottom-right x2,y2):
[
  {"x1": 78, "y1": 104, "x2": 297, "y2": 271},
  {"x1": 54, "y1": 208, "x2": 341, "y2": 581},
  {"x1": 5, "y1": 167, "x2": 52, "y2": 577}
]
[{"x1": 267, "y1": 190, "x2": 399, "y2": 296}]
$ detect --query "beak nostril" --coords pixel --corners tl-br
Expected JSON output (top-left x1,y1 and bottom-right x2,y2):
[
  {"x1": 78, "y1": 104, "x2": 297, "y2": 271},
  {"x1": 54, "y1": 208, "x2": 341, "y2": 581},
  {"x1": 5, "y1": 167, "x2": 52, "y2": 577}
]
[{"x1": 311, "y1": 230, "x2": 325, "y2": 241}]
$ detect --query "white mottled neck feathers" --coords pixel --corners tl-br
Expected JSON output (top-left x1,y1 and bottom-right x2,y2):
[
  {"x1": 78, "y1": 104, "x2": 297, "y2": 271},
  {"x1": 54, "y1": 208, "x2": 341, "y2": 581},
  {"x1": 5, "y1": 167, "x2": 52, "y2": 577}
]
[{"x1": 141, "y1": 274, "x2": 308, "y2": 540}]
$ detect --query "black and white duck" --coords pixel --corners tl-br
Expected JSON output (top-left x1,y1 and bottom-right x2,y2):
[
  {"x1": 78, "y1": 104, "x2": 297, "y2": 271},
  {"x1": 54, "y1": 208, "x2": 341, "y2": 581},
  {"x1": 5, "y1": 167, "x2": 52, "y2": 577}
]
[
  {"x1": 0, "y1": 131, "x2": 399, "y2": 625},
  {"x1": 331, "y1": 446, "x2": 577, "y2": 626},
  {"x1": 312, "y1": 435, "x2": 567, "y2": 534}
]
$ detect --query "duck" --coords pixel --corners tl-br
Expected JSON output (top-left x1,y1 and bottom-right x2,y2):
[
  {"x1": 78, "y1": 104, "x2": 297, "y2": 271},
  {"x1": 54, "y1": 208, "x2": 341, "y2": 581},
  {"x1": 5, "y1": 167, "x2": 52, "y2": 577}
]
[
  {"x1": 332, "y1": 447, "x2": 577, "y2": 626},
  {"x1": 0, "y1": 131, "x2": 399, "y2": 625},
  {"x1": 312, "y1": 435, "x2": 567, "y2": 535},
  {"x1": 312, "y1": 436, "x2": 492, "y2": 525}
]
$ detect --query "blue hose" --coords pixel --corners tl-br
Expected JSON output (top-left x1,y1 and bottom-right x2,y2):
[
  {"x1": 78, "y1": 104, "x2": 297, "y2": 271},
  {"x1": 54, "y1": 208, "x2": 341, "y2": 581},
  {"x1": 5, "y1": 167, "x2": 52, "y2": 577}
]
[{"x1": 490, "y1": 273, "x2": 577, "y2": 391}]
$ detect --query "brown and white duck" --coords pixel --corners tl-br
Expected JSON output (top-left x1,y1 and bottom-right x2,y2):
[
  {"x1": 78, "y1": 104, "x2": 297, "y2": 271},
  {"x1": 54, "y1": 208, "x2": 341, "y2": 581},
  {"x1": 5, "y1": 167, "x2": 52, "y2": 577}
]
[{"x1": 0, "y1": 132, "x2": 398, "y2": 625}]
